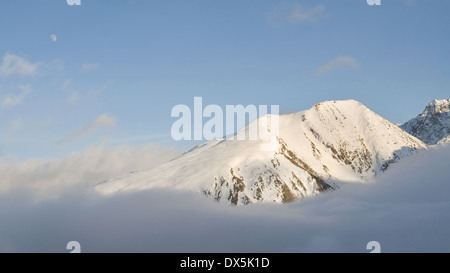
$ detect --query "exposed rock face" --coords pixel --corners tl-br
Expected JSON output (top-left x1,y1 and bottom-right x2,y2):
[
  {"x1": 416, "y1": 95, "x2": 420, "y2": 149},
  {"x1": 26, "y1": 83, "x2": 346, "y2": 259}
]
[{"x1": 401, "y1": 99, "x2": 450, "y2": 145}]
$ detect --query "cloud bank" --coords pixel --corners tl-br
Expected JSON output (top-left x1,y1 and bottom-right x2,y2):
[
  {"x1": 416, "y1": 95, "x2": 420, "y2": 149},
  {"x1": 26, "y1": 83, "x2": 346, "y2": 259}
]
[
  {"x1": 0, "y1": 143, "x2": 449, "y2": 253},
  {"x1": 0, "y1": 143, "x2": 179, "y2": 201}
]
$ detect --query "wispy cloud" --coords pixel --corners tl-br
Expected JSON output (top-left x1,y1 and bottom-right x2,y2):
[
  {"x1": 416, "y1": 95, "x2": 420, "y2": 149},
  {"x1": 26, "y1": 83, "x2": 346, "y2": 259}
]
[
  {"x1": 267, "y1": 3, "x2": 326, "y2": 26},
  {"x1": 313, "y1": 56, "x2": 360, "y2": 77},
  {"x1": 80, "y1": 63, "x2": 99, "y2": 72},
  {"x1": 57, "y1": 114, "x2": 117, "y2": 144},
  {"x1": 89, "y1": 81, "x2": 115, "y2": 96},
  {"x1": 2, "y1": 84, "x2": 32, "y2": 109},
  {"x1": 61, "y1": 79, "x2": 71, "y2": 91},
  {"x1": 0, "y1": 53, "x2": 38, "y2": 77}
]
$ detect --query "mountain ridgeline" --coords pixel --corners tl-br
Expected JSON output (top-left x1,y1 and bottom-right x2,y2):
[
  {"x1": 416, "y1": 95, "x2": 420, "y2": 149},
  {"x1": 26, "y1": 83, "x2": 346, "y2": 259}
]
[
  {"x1": 94, "y1": 99, "x2": 448, "y2": 205},
  {"x1": 401, "y1": 99, "x2": 450, "y2": 145}
]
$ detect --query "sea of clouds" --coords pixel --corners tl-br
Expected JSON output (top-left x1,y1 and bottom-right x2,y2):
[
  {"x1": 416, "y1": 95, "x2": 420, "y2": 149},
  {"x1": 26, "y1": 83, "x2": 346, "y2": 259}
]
[{"x1": 0, "y1": 143, "x2": 449, "y2": 252}]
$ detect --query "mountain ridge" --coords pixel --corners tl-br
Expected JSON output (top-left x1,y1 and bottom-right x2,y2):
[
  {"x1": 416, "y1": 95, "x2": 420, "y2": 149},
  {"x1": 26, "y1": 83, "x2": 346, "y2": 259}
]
[
  {"x1": 96, "y1": 99, "x2": 428, "y2": 205},
  {"x1": 401, "y1": 99, "x2": 450, "y2": 145}
]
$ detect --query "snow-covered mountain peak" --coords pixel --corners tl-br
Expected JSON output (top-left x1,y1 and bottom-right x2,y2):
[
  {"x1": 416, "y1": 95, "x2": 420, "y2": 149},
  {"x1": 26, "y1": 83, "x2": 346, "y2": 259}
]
[
  {"x1": 314, "y1": 99, "x2": 363, "y2": 107},
  {"x1": 421, "y1": 99, "x2": 450, "y2": 117},
  {"x1": 401, "y1": 99, "x2": 450, "y2": 145},
  {"x1": 96, "y1": 99, "x2": 427, "y2": 205}
]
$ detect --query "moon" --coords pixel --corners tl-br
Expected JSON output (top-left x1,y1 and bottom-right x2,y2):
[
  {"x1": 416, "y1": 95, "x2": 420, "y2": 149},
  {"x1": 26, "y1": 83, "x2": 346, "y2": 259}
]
[{"x1": 50, "y1": 34, "x2": 57, "y2": 42}]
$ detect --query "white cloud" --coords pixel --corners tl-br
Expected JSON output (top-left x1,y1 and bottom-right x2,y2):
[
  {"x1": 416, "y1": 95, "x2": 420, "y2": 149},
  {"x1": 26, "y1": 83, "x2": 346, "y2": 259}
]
[
  {"x1": 80, "y1": 63, "x2": 99, "y2": 72},
  {"x1": 0, "y1": 53, "x2": 38, "y2": 77},
  {"x1": 267, "y1": 3, "x2": 326, "y2": 26},
  {"x1": 0, "y1": 143, "x2": 449, "y2": 252},
  {"x1": 1, "y1": 84, "x2": 32, "y2": 109},
  {"x1": 0, "y1": 144, "x2": 180, "y2": 200},
  {"x1": 314, "y1": 56, "x2": 360, "y2": 77},
  {"x1": 57, "y1": 114, "x2": 117, "y2": 144},
  {"x1": 0, "y1": 145, "x2": 449, "y2": 252}
]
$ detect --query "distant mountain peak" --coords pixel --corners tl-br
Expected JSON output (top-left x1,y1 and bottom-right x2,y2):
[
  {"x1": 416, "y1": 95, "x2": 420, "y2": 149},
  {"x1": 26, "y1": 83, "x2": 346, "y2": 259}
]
[
  {"x1": 401, "y1": 99, "x2": 450, "y2": 145},
  {"x1": 421, "y1": 99, "x2": 450, "y2": 117}
]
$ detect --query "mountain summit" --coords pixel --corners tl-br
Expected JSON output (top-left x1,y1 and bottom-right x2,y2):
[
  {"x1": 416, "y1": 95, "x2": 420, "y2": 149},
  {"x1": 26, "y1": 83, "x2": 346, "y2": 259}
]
[
  {"x1": 401, "y1": 99, "x2": 450, "y2": 145},
  {"x1": 96, "y1": 100, "x2": 427, "y2": 205}
]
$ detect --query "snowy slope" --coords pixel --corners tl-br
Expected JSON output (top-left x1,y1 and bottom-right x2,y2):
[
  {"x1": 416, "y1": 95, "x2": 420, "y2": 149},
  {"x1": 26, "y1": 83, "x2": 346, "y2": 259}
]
[
  {"x1": 96, "y1": 100, "x2": 427, "y2": 205},
  {"x1": 401, "y1": 99, "x2": 450, "y2": 145}
]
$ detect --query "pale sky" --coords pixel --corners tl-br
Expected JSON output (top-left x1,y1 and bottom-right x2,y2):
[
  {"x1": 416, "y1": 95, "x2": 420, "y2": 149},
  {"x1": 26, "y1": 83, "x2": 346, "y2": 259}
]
[{"x1": 0, "y1": 0, "x2": 449, "y2": 160}]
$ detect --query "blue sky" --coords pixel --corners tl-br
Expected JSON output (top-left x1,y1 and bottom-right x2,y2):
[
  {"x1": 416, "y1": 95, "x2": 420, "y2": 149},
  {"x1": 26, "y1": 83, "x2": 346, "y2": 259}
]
[{"x1": 0, "y1": 0, "x2": 449, "y2": 160}]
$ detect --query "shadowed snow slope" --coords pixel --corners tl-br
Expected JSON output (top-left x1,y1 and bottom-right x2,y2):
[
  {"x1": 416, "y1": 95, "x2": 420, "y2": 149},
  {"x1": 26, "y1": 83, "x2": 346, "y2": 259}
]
[{"x1": 96, "y1": 100, "x2": 427, "y2": 205}]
